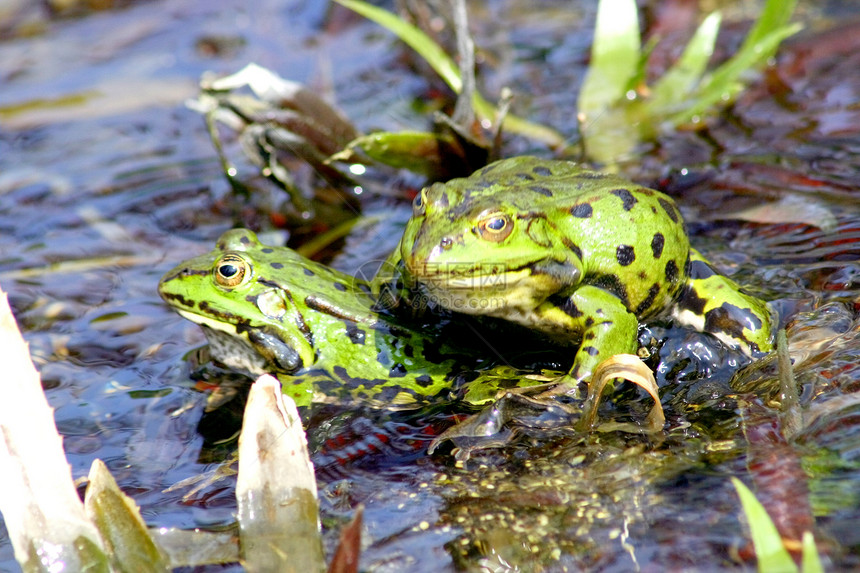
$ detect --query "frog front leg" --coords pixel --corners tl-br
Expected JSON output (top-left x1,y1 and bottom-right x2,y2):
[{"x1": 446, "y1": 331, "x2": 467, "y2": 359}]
[{"x1": 535, "y1": 284, "x2": 640, "y2": 392}]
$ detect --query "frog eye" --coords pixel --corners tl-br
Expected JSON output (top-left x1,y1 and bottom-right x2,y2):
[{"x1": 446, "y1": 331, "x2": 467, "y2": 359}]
[
  {"x1": 476, "y1": 213, "x2": 513, "y2": 242},
  {"x1": 214, "y1": 254, "x2": 251, "y2": 288},
  {"x1": 412, "y1": 189, "x2": 427, "y2": 216}
]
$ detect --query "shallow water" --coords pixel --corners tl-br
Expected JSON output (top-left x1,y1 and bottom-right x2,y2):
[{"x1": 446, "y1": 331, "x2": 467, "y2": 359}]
[{"x1": 2, "y1": 0, "x2": 860, "y2": 570}]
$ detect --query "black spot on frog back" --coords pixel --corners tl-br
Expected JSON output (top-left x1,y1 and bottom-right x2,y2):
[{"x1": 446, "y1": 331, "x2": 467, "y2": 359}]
[
  {"x1": 616, "y1": 245, "x2": 636, "y2": 266},
  {"x1": 665, "y1": 259, "x2": 679, "y2": 285},
  {"x1": 634, "y1": 283, "x2": 661, "y2": 316},
  {"x1": 333, "y1": 365, "x2": 386, "y2": 390},
  {"x1": 570, "y1": 203, "x2": 593, "y2": 218},
  {"x1": 658, "y1": 198, "x2": 679, "y2": 223},
  {"x1": 574, "y1": 171, "x2": 606, "y2": 180},
  {"x1": 529, "y1": 185, "x2": 553, "y2": 197},
  {"x1": 610, "y1": 188, "x2": 638, "y2": 211},
  {"x1": 480, "y1": 163, "x2": 500, "y2": 177},
  {"x1": 344, "y1": 321, "x2": 366, "y2": 345},
  {"x1": 651, "y1": 233, "x2": 665, "y2": 259}
]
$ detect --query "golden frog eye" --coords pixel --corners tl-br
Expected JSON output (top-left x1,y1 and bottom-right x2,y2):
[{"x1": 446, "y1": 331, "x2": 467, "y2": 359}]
[
  {"x1": 412, "y1": 189, "x2": 427, "y2": 216},
  {"x1": 476, "y1": 213, "x2": 513, "y2": 242},
  {"x1": 214, "y1": 253, "x2": 251, "y2": 288}
]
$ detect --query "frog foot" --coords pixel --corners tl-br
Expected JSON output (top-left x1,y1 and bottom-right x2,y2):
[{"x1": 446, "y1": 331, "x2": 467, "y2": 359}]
[{"x1": 530, "y1": 375, "x2": 586, "y2": 400}]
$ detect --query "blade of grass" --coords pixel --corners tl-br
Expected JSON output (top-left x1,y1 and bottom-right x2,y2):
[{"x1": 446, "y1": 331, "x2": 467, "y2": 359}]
[
  {"x1": 333, "y1": 0, "x2": 461, "y2": 92},
  {"x1": 673, "y1": 23, "x2": 800, "y2": 124},
  {"x1": 648, "y1": 11, "x2": 722, "y2": 115},
  {"x1": 577, "y1": 0, "x2": 641, "y2": 125},
  {"x1": 674, "y1": 0, "x2": 800, "y2": 124},
  {"x1": 334, "y1": 0, "x2": 565, "y2": 148},
  {"x1": 801, "y1": 531, "x2": 824, "y2": 573},
  {"x1": 731, "y1": 477, "x2": 799, "y2": 573},
  {"x1": 577, "y1": 0, "x2": 643, "y2": 166},
  {"x1": 738, "y1": 0, "x2": 797, "y2": 59}
]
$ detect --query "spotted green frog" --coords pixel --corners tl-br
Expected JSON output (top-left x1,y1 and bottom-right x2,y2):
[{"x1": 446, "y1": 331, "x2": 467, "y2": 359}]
[
  {"x1": 158, "y1": 229, "x2": 547, "y2": 409},
  {"x1": 379, "y1": 156, "x2": 775, "y2": 389}
]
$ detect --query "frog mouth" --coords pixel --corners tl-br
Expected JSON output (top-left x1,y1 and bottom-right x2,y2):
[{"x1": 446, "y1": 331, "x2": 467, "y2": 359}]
[
  {"x1": 406, "y1": 255, "x2": 580, "y2": 293},
  {"x1": 176, "y1": 308, "x2": 243, "y2": 335},
  {"x1": 414, "y1": 268, "x2": 554, "y2": 317}
]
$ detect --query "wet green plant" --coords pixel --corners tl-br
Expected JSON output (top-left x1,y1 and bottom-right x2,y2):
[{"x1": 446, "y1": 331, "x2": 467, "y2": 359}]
[
  {"x1": 333, "y1": 0, "x2": 566, "y2": 150},
  {"x1": 579, "y1": 0, "x2": 800, "y2": 165},
  {"x1": 335, "y1": 0, "x2": 800, "y2": 168},
  {"x1": 732, "y1": 477, "x2": 824, "y2": 573}
]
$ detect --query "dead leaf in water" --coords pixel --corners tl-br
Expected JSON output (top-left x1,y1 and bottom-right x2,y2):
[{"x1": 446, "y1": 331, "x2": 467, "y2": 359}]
[
  {"x1": 578, "y1": 354, "x2": 665, "y2": 434},
  {"x1": 723, "y1": 194, "x2": 837, "y2": 232}
]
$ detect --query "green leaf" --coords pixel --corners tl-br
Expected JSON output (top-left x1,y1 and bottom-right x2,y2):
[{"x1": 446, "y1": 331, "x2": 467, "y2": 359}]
[
  {"x1": 333, "y1": 0, "x2": 461, "y2": 92},
  {"x1": 731, "y1": 477, "x2": 798, "y2": 573},
  {"x1": 801, "y1": 531, "x2": 824, "y2": 573},
  {"x1": 738, "y1": 0, "x2": 797, "y2": 59},
  {"x1": 648, "y1": 11, "x2": 722, "y2": 116},
  {"x1": 85, "y1": 459, "x2": 170, "y2": 572},
  {"x1": 332, "y1": 131, "x2": 458, "y2": 173},
  {"x1": 578, "y1": 0, "x2": 641, "y2": 126},
  {"x1": 674, "y1": 0, "x2": 801, "y2": 125},
  {"x1": 334, "y1": 0, "x2": 566, "y2": 148},
  {"x1": 674, "y1": 23, "x2": 800, "y2": 124}
]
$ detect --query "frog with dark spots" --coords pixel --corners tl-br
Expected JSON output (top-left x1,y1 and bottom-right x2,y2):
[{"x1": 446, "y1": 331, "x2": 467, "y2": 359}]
[
  {"x1": 378, "y1": 156, "x2": 775, "y2": 390},
  {"x1": 158, "y1": 229, "x2": 546, "y2": 408}
]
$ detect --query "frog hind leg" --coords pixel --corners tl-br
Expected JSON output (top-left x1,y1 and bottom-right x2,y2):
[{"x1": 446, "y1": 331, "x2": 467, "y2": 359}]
[
  {"x1": 536, "y1": 284, "x2": 640, "y2": 389},
  {"x1": 673, "y1": 248, "x2": 774, "y2": 355}
]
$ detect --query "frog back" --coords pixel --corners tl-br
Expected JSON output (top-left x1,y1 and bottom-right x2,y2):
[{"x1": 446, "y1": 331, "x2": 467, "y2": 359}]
[{"x1": 547, "y1": 169, "x2": 690, "y2": 318}]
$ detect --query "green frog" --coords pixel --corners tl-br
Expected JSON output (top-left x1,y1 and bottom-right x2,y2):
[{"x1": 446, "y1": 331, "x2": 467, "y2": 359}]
[
  {"x1": 158, "y1": 228, "x2": 548, "y2": 409},
  {"x1": 379, "y1": 156, "x2": 775, "y2": 390}
]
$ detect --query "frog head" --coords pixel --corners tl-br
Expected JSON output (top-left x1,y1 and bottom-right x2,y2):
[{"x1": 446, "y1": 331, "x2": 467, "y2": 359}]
[
  {"x1": 158, "y1": 229, "x2": 317, "y2": 375},
  {"x1": 400, "y1": 168, "x2": 584, "y2": 315}
]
